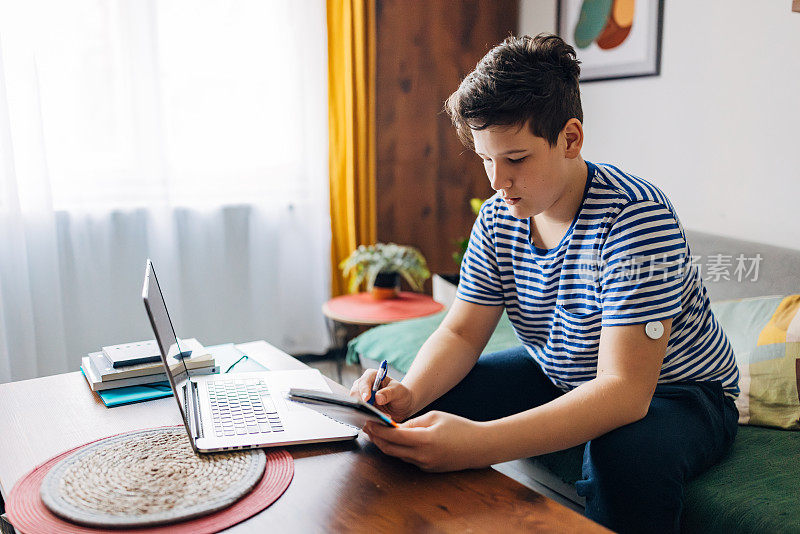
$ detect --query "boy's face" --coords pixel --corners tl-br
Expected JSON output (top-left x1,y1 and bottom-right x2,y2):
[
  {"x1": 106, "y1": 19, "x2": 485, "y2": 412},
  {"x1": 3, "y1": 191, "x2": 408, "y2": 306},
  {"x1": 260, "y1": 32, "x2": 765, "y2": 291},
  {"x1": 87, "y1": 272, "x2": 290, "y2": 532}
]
[{"x1": 472, "y1": 122, "x2": 574, "y2": 221}]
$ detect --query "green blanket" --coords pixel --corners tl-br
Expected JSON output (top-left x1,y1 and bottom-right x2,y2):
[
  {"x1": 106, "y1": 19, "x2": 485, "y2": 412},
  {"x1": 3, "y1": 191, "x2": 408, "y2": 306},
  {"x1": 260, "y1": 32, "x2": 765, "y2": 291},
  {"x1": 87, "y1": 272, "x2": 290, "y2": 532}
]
[
  {"x1": 681, "y1": 425, "x2": 800, "y2": 533},
  {"x1": 346, "y1": 310, "x2": 520, "y2": 368}
]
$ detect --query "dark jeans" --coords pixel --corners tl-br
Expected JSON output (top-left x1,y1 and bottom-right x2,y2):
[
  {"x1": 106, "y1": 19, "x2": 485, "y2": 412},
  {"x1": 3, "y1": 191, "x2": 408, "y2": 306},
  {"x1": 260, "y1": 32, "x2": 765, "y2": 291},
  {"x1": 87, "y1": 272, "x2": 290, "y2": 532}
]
[{"x1": 421, "y1": 346, "x2": 739, "y2": 534}]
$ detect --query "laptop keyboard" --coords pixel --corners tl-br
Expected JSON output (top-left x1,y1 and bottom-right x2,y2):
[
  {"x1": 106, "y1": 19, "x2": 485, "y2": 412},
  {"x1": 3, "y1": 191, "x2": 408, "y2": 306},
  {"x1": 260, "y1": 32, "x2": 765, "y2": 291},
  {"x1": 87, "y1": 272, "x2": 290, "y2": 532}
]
[{"x1": 208, "y1": 378, "x2": 284, "y2": 437}]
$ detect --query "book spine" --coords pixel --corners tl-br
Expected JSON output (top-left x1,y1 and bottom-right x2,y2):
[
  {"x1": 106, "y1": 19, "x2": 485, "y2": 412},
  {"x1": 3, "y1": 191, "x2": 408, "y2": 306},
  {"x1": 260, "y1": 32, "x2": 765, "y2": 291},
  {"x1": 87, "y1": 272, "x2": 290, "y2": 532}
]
[
  {"x1": 90, "y1": 366, "x2": 220, "y2": 391},
  {"x1": 88, "y1": 352, "x2": 116, "y2": 379},
  {"x1": 87, "y1": 354, "x2": 103, "y2": 379},
  {"x1": 99, "y1": 355, "x2": 215, "y2": 381},
  {"x1": 80, "y1": 361, "x2": 103, "y2": 391}
]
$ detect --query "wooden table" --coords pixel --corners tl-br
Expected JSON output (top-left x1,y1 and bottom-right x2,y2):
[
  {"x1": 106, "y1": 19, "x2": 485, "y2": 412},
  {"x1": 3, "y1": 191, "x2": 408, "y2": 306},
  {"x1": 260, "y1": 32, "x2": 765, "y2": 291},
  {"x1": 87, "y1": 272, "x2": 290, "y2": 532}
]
[{"x1": 0, "y1": 341, "x2": 608, "y2": 533}]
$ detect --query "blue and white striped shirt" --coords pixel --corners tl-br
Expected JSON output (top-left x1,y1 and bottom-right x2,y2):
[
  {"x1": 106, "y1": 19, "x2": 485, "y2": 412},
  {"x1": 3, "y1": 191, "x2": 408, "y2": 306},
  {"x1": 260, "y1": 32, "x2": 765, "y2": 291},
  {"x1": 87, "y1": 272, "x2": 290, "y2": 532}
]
[{"x1": 457, "y1": 161, "x2": 740, "y2": 400}]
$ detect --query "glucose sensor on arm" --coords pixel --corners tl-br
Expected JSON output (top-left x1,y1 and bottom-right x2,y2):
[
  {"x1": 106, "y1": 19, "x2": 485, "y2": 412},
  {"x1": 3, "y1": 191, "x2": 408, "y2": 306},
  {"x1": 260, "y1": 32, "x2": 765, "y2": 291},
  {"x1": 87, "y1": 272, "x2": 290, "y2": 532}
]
[{"x1": 645, "y1": 321, "x2": 664, "y2": 340}]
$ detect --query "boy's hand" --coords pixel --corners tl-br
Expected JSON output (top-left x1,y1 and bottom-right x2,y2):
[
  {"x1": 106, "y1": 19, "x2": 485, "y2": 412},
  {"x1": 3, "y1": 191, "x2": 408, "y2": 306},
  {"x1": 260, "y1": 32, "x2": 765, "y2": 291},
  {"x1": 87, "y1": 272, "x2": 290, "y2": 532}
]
[
  {"x1": 362, "y1": 411, "x2": 489, "y2": 472},
  {"x1": 350, "y1": 369, "x2": 416, "y2": 422}
]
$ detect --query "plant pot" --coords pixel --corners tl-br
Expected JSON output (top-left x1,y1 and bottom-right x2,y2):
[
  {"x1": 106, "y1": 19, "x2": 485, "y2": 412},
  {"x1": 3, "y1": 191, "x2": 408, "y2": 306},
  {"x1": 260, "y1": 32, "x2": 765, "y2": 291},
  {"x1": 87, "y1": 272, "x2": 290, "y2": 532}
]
[
  {"x1": 371, "y1": 271, "x2": 400, "y2": 300},
  {"x1": 433, "y1": 273, "x2": 459, "y2": 308}
]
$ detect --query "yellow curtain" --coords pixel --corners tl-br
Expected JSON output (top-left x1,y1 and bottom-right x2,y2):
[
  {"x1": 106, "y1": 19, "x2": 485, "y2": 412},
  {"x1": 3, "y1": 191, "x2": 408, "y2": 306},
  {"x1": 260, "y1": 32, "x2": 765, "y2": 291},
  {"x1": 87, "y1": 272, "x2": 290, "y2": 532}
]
[{"x1": 327, "y1": 0, "x2": 377, "y2": 296}]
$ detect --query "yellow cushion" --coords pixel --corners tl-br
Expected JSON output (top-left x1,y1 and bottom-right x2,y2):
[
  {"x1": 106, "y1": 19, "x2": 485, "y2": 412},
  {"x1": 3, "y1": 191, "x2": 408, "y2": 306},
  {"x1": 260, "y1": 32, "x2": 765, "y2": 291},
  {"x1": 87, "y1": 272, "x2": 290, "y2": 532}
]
[{"x1": 712, "y1": 295, "x2": 800, "y2": 429}]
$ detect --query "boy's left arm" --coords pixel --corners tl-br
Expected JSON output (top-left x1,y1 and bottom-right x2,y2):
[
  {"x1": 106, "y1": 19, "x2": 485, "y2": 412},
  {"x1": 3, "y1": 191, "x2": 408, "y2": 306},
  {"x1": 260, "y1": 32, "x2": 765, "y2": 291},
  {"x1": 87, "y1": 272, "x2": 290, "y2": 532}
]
[{"x1": 363, "y1": 319, "x2": 672, "y2": 472}]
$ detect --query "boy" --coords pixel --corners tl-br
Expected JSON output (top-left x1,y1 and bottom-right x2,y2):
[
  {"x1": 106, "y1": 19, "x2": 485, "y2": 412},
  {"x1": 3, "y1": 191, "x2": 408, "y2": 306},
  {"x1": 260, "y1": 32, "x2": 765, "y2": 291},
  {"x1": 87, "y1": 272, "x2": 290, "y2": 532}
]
[{"x1": 351, "y1": 34, "x2": 739, "y2": 533}]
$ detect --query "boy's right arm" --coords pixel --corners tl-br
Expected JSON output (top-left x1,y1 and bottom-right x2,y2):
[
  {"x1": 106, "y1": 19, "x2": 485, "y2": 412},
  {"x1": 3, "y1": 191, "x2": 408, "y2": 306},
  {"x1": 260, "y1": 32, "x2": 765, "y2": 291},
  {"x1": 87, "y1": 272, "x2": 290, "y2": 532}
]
[{"x1": 351, "y1": 298, "x2": 504, "y2": 421}]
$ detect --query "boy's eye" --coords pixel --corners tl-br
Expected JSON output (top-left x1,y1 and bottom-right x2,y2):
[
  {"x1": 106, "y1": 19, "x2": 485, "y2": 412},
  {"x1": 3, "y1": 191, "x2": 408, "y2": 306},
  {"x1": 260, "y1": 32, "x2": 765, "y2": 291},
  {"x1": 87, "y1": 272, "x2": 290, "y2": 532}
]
[{"x1": 508, "y1": 156, "x2": 527, "y2": 164}]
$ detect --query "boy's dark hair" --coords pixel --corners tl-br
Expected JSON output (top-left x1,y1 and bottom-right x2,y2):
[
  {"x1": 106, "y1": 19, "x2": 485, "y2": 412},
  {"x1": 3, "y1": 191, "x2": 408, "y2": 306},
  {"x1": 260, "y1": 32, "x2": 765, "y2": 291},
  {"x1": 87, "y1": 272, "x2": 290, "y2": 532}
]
[{"x1": 445, "y1": 33, "x2": 582, "y2": 148}]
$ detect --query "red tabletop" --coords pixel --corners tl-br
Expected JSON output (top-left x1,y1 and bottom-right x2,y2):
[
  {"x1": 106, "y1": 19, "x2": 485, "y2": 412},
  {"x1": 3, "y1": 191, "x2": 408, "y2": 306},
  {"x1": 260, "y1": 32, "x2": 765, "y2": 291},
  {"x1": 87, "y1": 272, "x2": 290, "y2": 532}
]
[{"x1": 322, "y1": 292, "x2": 445, "y2": 326}]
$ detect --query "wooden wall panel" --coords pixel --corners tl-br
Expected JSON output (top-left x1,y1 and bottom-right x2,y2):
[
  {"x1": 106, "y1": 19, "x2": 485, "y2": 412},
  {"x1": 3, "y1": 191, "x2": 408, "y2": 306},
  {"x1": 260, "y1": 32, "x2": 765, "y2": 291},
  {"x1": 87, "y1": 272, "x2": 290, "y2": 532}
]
[{"x1": 375, "y1": 0, "x2": 519, "y2": 285}]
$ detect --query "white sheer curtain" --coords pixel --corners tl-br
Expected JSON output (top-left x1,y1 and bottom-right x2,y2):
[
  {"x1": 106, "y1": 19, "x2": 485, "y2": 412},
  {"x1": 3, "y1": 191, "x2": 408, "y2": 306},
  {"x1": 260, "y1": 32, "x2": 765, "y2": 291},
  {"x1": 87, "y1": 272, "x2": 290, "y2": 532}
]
[{"x1": 0, "y1": 0, "x2": 331, "y2": 383}]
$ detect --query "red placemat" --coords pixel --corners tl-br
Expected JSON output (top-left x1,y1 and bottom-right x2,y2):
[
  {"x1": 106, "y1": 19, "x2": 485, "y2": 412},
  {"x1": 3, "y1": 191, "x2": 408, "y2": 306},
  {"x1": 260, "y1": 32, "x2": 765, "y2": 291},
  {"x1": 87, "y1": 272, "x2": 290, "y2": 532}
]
[
  {"x1": 324, "y1": 292, "x2": 444, "y2": 325},
  {"x1": 6, "y1": 428, "x2": 293, "y2": 534}
]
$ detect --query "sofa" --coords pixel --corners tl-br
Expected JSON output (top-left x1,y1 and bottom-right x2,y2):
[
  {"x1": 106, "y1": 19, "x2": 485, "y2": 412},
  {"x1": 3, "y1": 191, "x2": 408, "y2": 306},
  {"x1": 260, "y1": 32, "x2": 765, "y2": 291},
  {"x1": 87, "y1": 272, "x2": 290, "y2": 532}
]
[{"x1": 347, "y1": 230, "x2": 800, "y2": 533}]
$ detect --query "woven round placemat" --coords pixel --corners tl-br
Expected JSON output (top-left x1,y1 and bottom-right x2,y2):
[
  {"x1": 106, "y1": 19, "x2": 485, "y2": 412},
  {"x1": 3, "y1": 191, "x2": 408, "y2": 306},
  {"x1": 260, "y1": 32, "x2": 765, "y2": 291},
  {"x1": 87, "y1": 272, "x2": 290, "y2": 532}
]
[
  {"x1": 6, "y1": 426, "x2": 293, "y2": 533},
  {"x1": 39, "y1": 427, "x2": 265, "y2": 528}
]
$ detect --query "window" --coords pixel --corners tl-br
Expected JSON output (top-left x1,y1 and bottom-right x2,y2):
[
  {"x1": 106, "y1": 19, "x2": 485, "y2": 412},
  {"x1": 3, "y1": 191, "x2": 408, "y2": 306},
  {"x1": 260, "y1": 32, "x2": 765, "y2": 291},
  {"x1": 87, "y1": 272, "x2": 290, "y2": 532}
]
[{"x1": 2, "y1": 0, "x2": 325, "y2": 210}]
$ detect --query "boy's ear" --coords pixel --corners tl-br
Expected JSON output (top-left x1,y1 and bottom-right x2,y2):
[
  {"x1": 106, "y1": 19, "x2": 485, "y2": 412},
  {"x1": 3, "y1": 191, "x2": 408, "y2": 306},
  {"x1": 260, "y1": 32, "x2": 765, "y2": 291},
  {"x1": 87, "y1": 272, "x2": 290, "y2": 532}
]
[{"x1": 562, "y1": 118, "x2": 583, "y2": 159}]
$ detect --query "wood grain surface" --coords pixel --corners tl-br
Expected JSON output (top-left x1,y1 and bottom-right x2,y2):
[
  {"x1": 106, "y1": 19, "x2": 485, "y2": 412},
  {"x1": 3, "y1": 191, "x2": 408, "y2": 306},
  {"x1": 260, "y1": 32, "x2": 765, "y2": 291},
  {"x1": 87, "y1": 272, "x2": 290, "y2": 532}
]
[
  {"x1": 0, "y1": 341, "x2": 608, "y2": 533},
  {"x1": 375, "y1": 0, "x2": 519, "y2": 281}
]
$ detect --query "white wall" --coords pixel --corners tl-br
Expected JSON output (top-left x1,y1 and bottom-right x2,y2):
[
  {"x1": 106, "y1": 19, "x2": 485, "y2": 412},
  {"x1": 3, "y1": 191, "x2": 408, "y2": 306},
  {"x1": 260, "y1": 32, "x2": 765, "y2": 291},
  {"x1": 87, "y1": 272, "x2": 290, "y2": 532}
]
[{"x1": 520, "y1": 0, "x2": 800, "y2": 251}]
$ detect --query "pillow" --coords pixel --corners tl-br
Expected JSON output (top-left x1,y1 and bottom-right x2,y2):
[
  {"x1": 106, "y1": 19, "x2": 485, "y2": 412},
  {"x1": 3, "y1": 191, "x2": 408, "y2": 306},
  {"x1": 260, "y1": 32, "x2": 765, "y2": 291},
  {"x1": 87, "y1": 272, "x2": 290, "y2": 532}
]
[{"x1": 711, "y1": 295, "x2": 800, "y2": 430}]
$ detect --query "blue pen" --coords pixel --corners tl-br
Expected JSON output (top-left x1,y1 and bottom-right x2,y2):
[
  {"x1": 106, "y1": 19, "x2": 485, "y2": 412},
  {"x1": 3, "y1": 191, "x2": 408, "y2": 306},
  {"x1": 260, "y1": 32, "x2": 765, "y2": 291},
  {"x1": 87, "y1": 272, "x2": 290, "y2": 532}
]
[{"x1": 367, "y1": 359, "x2": 388, "y2": 405}]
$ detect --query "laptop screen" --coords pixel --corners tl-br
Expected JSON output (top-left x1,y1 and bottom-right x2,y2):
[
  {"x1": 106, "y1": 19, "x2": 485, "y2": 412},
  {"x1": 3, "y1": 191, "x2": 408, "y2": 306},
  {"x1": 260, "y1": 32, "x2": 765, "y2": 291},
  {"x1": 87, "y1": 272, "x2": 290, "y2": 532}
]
[{"x1": 142, "y1": 259, "x2": 192, "y2": 427}]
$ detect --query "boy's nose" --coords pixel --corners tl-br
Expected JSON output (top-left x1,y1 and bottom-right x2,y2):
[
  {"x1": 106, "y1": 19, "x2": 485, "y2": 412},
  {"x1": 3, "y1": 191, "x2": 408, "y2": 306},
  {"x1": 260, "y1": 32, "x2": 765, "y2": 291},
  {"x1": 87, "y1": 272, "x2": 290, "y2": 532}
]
[{"x1": 489, "y1": 165, "x2": 511, "y2": 191}]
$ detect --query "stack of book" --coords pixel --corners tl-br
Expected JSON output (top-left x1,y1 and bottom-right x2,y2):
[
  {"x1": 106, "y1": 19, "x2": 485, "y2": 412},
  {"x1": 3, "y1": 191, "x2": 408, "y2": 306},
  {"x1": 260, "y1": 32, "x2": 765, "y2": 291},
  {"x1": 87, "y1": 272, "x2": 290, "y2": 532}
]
[{"x1": 80, "y1": 338, "x2": 218, "y2": 407}]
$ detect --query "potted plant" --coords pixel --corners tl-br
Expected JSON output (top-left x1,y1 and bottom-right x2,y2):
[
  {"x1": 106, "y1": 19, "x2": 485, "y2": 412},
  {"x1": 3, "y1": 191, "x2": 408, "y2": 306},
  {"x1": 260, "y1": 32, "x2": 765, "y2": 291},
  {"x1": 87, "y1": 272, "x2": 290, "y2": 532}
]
[{"x1": 340, "y1": 243, "x2": 431, "y2": 299}]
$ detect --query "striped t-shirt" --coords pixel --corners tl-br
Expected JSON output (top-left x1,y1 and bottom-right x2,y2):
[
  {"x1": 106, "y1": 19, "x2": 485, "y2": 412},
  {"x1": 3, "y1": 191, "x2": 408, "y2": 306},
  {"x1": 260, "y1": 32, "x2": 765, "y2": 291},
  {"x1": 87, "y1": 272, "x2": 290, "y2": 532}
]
[{"x1": 457, "y1": 161, "x2": 740, "y2": 401}]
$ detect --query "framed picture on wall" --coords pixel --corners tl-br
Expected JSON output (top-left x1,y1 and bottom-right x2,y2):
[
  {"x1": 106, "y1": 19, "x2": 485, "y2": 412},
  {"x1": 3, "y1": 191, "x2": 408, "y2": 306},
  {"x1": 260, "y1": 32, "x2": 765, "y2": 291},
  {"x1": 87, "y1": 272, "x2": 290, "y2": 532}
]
[{"x1": 556, "y1": 0, "x2": 664, "y2": 82}]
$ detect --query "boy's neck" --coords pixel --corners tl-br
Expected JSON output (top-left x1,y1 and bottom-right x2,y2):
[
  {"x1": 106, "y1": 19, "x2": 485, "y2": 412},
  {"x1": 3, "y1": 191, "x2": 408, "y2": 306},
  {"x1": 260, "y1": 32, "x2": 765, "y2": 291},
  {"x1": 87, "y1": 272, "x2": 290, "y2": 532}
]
[{"x1": 534, "y1": 157, "x2": 588, "y2": 228}]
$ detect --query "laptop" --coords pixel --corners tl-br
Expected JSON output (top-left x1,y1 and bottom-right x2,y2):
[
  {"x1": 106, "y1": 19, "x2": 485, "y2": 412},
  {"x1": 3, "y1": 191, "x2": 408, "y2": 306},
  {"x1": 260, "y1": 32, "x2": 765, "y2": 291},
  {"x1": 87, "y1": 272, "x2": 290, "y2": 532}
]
[{"x1": 141, "y1": 259, "x2": 358, "y2": 453}]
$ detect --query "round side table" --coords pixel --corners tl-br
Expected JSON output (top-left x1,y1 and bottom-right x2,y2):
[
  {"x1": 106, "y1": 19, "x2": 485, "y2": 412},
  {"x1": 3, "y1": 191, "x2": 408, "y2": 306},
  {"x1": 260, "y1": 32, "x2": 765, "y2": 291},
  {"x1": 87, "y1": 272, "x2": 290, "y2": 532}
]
[{"x1": 322, "y1": 292, "x2": 444, "y2": 381}]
